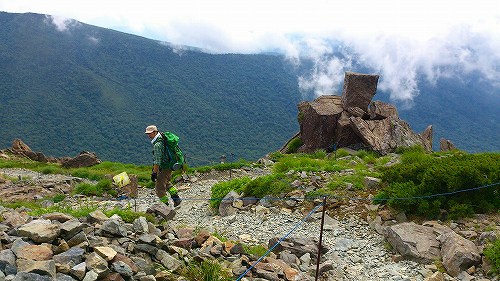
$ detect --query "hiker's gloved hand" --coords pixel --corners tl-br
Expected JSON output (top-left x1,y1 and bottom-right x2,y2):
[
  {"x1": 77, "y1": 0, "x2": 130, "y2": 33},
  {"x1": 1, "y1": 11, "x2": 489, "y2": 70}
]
[{"x1": 151, "y1": 172, "x2": 157, "y2": 182}]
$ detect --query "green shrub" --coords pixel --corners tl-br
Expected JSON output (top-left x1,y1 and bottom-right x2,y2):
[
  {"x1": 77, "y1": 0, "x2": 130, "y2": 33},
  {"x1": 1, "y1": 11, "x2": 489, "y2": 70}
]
[
  {"x1": 211, "y1": 230, "x2": 229, "y2": 242},
  {"x1": 395, "y1": 145, "x2": 426, "y2": 155},
  {"x1": 51, "y1": 194, "x2": 66, "y2": 203},
  {"x1": 104, "y1": 207, "x2": 154, "y2": 223},
  {"x1": 285, "y1": 137, "x2": 303, "y2": 154},
  {"x1": 267, "y1": 151, "x2": 284, "y2": 161},
  {"x1": 334, "y1": 148, "x2": 351, "y2": 158},
  {"x1": 71, "y1": 161, "x2": 152, "y2": 186},
  {"x1": 243, "y1": 244, "x2": 268, "y2": 257},
  {"x1": 447, "y1": 201, "x2": 474, "y2": 220},
  {"x1": 210, "y1": 173, "x2": 294, "y2": 209},
  {"x1": 210, "y1": 177, "x2": 251, "y2": 209},
  {"x1": 273, "y1": 154, "x2": 343, "y2": 173},
  {"x1": 484, "y1": 239, "x2": 500, "y2": 275},
  {"x1": 73, "y1": 179, "x2": 114, "y2": 197},
  {"x1": 193, "y1": 160, "x2": 250, "y2": 173},
  {"x1": 327, "y1": 173, "x2": 366, "y2": 191},
  {"x1": 27, "y1": 203, "x2": 98, "y2": 218},
  {"x1": 376, "y1": 152, "x2": 500, "y2": 218},
  {"x1": 182, "y1": 259, "x2": 232, "y2": 281},
  {"x1": 40, "y1": 165, "x2": 63, "y2": 175},
  {"x1": 356, "y1": 150, "x2": 379, "y2": 163},
  {"x1": 241, "y1": 173, "x2": 293, "y2": 198}
]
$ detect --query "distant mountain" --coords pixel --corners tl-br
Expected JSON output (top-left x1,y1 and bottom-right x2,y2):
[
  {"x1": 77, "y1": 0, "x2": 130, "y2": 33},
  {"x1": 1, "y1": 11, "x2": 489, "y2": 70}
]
[
  {"x1": 395, "y1": 75, "x2": 499, "y2": 153},
  {"x1": 0, "y1": 12, "x2": 498, "y2": 168},
  {"x1": 0, "y1": 12, "x2": 301, "y2": 166}
]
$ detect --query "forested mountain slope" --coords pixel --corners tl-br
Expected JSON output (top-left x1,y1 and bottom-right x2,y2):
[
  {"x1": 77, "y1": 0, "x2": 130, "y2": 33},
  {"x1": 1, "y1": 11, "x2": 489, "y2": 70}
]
[
  {"x1": 0, "y1": 12, "x2": 498, "y2": 167},
  {"x1": 0, "y1": 12, "x2": 301, "y2": 166}
]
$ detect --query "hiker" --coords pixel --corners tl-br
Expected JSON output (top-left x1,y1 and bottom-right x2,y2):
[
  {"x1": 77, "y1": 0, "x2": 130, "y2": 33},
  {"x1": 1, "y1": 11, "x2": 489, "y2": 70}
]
[{"x1": 145, "y1": 125, "x2": 181, "y2": 207}]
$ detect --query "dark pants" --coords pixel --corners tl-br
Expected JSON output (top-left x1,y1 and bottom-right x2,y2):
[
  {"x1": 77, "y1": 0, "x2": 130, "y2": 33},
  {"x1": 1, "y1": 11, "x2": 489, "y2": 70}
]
[{"x1": 155, "y1": 168, "x2": 172, "y2": 198}]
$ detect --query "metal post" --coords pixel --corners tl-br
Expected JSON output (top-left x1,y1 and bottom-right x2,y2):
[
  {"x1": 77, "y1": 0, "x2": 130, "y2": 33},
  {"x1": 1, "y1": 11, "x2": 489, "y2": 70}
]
[{"x1": 315, "y1": 196, "x2": 327, "y2": 281}]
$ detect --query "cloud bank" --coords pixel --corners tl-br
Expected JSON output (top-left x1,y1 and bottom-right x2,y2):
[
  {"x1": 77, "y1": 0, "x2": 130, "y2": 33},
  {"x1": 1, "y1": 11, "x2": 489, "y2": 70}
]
[{"x1": 2, "y1": 0, "x2": 499, "y2": 102}]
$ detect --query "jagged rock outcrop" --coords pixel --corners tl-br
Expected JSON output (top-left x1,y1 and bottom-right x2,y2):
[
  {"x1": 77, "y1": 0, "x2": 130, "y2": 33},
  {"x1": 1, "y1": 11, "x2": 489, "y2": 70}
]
[
  {"x1": 8, "y1": 139, "x2": 49, "y2": 163},
  {"x1": 384, "y1": 221, "x2": 488, "y2": 278},
  {"x1": 2, "y1": 139, "x2": 102, "y2": 168},
  {"x1": 283, "y1": 71, "x2": 438, "y2": 154},
  {"x1": 440, "y1": 138, "x2": 457, "y2": 152}
]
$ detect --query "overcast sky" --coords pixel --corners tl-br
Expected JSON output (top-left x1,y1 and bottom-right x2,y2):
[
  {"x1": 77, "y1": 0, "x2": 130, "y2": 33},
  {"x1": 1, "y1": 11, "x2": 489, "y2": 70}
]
[{"x1": 1, "y1": 0, "x2": 499, "y2": 102}]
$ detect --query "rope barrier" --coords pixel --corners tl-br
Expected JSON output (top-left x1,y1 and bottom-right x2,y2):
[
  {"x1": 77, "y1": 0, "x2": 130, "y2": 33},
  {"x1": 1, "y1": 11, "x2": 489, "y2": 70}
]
[
  {"x1": 224, "y1": 182, "x2": 498, "y2": 280},
  {"x1": 184, "y1": 152, "x2": 238, "y2": 167},
  {"x1": 235, "y1": 201, "x2": 325, "y2": 281},
  {"x1": 140, "y1": 181, "x2": 498, "y2": 280},
  {"x1": 172, "y1": 181, "x2": 499, "y2": 202}
]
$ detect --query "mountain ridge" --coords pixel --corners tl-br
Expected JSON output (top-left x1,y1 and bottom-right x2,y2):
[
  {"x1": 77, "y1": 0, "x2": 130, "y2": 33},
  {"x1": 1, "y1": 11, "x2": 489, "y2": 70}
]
[
  {"x1": 0, "y1": 12, "x2": 498, "y2": 167},
  {"x1": 0, "y1": 12, "x2": 301, "y2": 166}
]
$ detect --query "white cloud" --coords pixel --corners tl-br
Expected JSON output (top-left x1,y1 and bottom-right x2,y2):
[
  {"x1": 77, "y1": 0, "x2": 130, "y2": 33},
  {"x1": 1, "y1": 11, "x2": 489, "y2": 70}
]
[
  {"x1": 45, "y1": 15, "x2": 78, "y2": 32},
  {"x1": 87, "y1": 35, "x2": 100, "y2": 44}
]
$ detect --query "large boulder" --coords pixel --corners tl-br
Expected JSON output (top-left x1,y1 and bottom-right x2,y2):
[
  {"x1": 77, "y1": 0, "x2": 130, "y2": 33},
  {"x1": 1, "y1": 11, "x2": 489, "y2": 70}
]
[
  {"x1": 385, "y1": 222, "x2": 441, "y2": 263},
  {"x1": 438, "y1": 231, "x2": 481, "y2": 277},
  {"x1": 61, "y1": 151, "x2": 101, "y2": 168},
  {"x1": 297, "y1": 95, "x2": 345, "y2": 152},
  {"x1": 350, "y1": 116, "x2": 429, "y2": 154},
  {"x1": 285, "y1": 72, "x2": 436, "y2": 154},
  {"x1": 341, "y1": 71, "x2": 379, "y2": 111},
  {"x1": 368, "y1": 101, "x2": 398, "y2": 120}
]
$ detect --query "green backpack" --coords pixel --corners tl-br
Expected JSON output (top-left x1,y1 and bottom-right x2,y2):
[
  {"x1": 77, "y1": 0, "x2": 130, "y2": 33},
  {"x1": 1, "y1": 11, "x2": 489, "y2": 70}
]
[{"x1": 160, "y1": 131, "x2": 185, "y2": 171}]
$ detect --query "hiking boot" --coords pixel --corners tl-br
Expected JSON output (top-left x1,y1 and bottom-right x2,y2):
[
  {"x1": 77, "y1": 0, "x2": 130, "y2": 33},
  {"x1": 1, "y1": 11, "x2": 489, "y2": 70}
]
[{"x1": 171, "y1": 194, "x2": 182, "y2": 207}]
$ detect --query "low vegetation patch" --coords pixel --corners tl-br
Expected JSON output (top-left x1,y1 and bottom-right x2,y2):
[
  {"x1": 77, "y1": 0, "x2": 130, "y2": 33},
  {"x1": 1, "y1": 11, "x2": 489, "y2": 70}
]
[
  {"x1": 243, "y1": 244, "x2": 269, "y2": 257},
  {"x1": 375, "y1": 151, "x2": 500, "y2": 219},
  {"x1": 484, "y1": 239, "x2": 500, "y2": 276},
  {"x1": 73, "y1": 179, "x2": 115, "y2": 197},
  {"x1": 272, "y1": 151, "x2": 345, "y2": 173},
  {"x1": 181, "y1": 259, "x2": 232, "y2": 281},
  {"x1": 103, "y1": 207, "x2": 155, "y2": 223},
  {"x1": 210, "y1": 177, "x2": 252, "y2": 209},
  {"x1": 284, "y1": 137, "x2": 303, "y2": 154},
  {"x1": 210, "y1": 173, "x2": 294, "y2": 209}
]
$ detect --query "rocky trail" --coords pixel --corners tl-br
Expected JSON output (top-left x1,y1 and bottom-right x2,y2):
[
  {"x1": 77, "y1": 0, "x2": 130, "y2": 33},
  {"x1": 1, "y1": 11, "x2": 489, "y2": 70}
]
[{"x1": 0, "y1": 167, "x2": 497, "y2": 281}]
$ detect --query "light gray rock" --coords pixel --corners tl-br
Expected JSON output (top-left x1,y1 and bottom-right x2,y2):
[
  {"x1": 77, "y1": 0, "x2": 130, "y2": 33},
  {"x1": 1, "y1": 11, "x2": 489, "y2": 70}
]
[
  {"x1": 98, "y1": 219, "x2": 128, "y2": 237},
  {"x1": 17, "y1": 219, "x2": 60, "y2": 243},
  {"x1": 385, "y1": 222, "x2": 441, "y2": 263},
  {"x1": 219, "y1": 191, "x2": 240, "y2": 216},
  {"x1": 53, "y1": 247, "x2": 85, "y2": 267}
]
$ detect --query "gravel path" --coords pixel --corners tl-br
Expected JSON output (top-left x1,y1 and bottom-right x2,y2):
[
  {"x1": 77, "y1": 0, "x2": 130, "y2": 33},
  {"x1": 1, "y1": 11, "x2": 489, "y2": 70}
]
[
  {"x1": 1, "y1": 167, "x2": 429, "y2": 280},
  {"x1": 171, "y1": 172, "x2": 427, "y2": 281}
]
